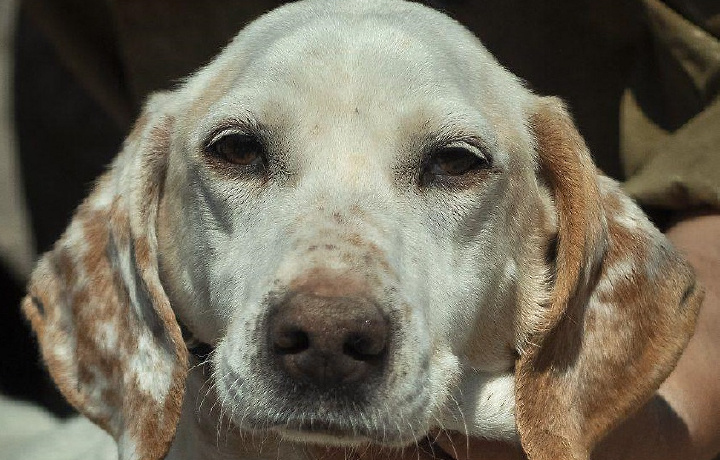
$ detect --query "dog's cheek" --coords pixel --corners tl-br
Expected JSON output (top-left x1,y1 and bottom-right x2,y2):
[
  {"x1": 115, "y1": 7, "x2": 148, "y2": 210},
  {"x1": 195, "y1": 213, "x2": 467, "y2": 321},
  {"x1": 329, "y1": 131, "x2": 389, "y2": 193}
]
[
  {"x1": 418, "y1": 217, "x2": 517, "y2": 368},
  {"x1": 157, "y1": 188, "x2": 222, "y2": 344}
]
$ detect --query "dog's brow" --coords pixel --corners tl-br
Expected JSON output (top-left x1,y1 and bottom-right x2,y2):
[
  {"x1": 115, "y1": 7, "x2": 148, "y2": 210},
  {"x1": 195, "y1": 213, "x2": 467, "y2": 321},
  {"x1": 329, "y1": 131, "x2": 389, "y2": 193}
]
[
  {"x1": 414, "y1": 126, "x2": 495, "y2": 164},
  {"x1": 202, "y1": 117, "x2": 265, "y2": 149},
  {"x1": 429, "y1": 132, "x2": 491, "y2": 153}
]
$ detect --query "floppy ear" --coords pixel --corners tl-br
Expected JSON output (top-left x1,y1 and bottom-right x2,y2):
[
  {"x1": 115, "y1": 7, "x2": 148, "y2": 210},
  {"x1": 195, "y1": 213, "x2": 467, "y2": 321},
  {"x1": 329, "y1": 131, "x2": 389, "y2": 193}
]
[
  {"x1": 515, "y1": 97, "x2": 703, "y2": 460},
  {"x1": 21, "y1": 94, "x2": 187, "y2": 460}
]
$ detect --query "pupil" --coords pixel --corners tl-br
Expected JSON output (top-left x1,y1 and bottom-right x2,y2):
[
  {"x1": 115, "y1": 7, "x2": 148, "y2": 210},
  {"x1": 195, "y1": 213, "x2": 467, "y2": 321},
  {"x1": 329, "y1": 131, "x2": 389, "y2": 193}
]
[
  {"x1": 438, "y1": 148, "x2": 481, "y2": 175},
  {"x1": 215, "y1": 135, "x2": 260, "y2": 165}
]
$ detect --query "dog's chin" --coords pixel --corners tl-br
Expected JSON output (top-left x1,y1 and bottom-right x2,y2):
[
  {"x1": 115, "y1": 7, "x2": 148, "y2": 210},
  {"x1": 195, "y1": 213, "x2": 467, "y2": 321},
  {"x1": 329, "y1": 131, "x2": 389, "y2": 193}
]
[
  {"x1": 273, "y1": 427, "x2": 420, "y2": 449},
  {"x1": 249, "y1": 418, "x2": 421, "y2": 448},
  {"x1": 273, "y1": 425, "x2": 373, "y2": 446}
]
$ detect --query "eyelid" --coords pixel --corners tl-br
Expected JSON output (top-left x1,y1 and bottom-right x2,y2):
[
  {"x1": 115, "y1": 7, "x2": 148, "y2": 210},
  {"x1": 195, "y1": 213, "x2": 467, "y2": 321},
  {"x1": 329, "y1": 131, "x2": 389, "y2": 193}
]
[
  {"x1": 202, "y1": 118, "x2": 264, "y2": 150},
  {"x1": 204, "y1": 128, "x2": 252, "y2": 150},
  {"x1": 441, "y1": 139, "x2": 489, "y2": 157},
  {"x1": 425, "y1": 139, "x2": 491, "y2": 167}
]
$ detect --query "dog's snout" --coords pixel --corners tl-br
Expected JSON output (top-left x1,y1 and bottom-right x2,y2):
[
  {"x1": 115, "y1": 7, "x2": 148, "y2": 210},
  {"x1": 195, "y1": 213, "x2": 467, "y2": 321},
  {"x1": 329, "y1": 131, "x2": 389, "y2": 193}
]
[{"x1": 268, "y1": 292, "x2": 389, "y2": 387}]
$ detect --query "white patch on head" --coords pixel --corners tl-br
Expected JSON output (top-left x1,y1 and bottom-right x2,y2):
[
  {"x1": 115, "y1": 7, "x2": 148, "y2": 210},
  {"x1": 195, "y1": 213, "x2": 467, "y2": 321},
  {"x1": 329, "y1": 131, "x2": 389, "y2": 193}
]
[
  {"x1": 88, "y1": 179, "x2": 117, "y2": 212},
  {"x1": 97, "y1": 321, "x2": 120, "y2": 351},
  {"x1": 612, "y1": 205, "x2": 641, "y2": 231},
  {"x1": 128, "y1": 331, "x2": 173, "y2": 404}
]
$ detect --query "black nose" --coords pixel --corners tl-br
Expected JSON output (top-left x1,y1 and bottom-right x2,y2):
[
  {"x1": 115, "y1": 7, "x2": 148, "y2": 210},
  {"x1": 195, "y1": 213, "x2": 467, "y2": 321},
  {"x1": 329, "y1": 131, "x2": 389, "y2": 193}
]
[{"x1": 268, "y1": 292, "x2": 389, "y2": 387}]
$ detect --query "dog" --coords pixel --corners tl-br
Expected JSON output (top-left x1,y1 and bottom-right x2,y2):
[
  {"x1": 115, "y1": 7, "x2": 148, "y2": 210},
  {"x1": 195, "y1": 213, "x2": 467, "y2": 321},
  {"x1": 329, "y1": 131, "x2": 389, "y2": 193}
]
[{"x1": 22, "y1": 1, "x2": 702, "y2": 459}]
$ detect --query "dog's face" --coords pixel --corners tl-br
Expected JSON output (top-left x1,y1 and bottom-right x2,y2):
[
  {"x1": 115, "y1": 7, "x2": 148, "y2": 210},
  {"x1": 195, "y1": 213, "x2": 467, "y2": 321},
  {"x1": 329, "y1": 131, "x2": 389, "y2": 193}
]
[
  {"x1": 157, "y1": 0, "x2": 548, "y2": 446},
  {"x1": 22, "y1": 1, "x2": 701, "y2": 460}
]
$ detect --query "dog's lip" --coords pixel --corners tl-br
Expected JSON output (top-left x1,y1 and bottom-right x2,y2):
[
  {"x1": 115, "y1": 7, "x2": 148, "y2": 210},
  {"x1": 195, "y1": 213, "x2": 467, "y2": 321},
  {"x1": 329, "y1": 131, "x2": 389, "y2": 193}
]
[
  {"x1": 271, "y1": 419, "x2": 390, "y2": 445},
  {"x1": 276, "y1": 419, "x2": 354, "y2": 436}
]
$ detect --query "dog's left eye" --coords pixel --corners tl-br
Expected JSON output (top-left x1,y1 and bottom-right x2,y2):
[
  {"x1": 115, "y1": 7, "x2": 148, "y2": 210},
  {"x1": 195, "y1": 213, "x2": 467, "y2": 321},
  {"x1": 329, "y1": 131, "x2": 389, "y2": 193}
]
[
  {"x1": 426, "y1": 146, "x2": 491, "y2": 177},
  {"x1": 206, "y1": 133, "x2": 265, "y2": 167}
]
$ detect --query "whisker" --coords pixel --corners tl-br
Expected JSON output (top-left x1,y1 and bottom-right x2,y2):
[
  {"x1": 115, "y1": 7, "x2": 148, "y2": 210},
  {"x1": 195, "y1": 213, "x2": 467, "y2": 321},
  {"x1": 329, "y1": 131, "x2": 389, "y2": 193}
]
[{"x1": 447, "y1": 392, "x2": 470, "y2": 455}]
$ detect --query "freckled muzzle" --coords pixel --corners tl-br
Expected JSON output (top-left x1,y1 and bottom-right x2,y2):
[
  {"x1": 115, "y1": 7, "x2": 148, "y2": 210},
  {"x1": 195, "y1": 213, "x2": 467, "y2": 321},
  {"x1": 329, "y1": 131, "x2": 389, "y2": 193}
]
[{"x1": 241, "y1": 223, "x2": 410, "y2": 433}]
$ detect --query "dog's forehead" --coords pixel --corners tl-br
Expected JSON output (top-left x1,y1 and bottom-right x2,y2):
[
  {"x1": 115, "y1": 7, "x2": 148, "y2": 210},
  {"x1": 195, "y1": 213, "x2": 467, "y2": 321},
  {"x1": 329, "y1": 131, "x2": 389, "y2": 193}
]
[{"x1": 180, "y1": 0, "x2": 532, "y2": 148}]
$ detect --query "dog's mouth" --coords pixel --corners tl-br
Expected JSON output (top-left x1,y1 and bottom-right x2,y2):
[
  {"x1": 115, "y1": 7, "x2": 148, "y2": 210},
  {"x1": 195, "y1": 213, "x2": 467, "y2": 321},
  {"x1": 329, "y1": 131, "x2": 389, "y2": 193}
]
[
  {"x1": 189, "y1": 311, "x2": 445, "y2": 450},
  {"x1": 271, "y1": 420, "x2": 436, "y2": 451},
  {"x1": 273, "y1": 419, "x2": 367, "y2": 443},
  {"x1": 302, "y1": 434, "x2": 459, "y2": 460},
  {"x1": 258, "y1": 407, "x2": 388, "y2": 444}
]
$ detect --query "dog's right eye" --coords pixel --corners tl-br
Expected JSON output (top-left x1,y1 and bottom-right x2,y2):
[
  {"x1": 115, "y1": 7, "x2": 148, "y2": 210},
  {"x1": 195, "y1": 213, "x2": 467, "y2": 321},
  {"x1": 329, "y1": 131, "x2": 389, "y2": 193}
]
[
  {"x1": 205, "y1": 133, "x2": 265, "y2": 168},
  {"x1": 428, "y1": 146, "x2": 490, "y2": 176},
  {"x1": 420, "y1": 143, "x2": 493, "y2": 187}
]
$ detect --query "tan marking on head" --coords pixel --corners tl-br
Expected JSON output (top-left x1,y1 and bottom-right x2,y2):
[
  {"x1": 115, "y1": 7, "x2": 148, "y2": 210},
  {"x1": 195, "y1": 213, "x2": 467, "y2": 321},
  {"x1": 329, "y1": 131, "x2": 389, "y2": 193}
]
[
  {"x1": 289, "y1": 267, "x2": 372, "y2": 299},
  {"x1": 186, "y1": 67, "x2": 238, "y2": 125},
  {"x1": 528, "y1": 98, "x2": 607, "y2": 333}
]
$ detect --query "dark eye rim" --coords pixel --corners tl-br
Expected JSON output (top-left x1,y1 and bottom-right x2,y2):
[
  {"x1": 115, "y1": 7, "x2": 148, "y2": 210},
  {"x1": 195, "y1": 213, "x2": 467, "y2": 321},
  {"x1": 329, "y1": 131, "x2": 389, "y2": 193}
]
[
  {"x1": 430, "y1": 145, "x2": 491, "y2": 174},
  {"x1": 421, "y1": 142, "x2": 494, "y2": 186},
  {"x1": 203, "y1": 130, "x2": 267, "y2": 171}
]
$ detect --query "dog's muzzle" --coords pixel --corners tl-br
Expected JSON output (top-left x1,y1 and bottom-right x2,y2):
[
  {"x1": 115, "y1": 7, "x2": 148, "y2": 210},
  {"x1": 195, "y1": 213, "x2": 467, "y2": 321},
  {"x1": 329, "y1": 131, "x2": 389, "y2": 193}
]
[{"x1": 267, "y1": 290, "x2": 390, "y2": 388}]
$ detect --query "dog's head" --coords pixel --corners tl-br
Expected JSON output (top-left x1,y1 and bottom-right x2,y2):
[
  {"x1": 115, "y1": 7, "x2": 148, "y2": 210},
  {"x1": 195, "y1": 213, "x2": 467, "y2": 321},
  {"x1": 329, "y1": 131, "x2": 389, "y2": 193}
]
[{"x1": 23, "y1": 1, "x2": 701, "y2": 459}]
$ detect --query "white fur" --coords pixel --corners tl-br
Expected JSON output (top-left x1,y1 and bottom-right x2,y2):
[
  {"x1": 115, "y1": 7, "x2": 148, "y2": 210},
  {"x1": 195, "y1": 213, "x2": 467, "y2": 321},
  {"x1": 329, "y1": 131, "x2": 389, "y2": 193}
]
[{"x1": 154, "y1": 2, "x2": 549, "y2": 458}]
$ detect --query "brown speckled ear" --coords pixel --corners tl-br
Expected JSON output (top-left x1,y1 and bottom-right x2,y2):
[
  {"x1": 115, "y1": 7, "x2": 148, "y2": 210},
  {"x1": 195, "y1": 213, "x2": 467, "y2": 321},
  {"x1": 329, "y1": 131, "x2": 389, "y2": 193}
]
[
  {"x1": 515, "y1": 97, "x2": 702, "y2": 460},
  {"x1": 22, "y1": 93, "x2": 187, "y2": 460}
]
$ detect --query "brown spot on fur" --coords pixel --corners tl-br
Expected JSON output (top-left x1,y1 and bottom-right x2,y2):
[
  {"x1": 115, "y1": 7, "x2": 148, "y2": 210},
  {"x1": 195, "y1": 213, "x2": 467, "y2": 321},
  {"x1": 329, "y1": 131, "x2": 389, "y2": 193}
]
[
  {"x1": 22, "y1": 106, "x2": 186, "y2": 460},
  {"x1": 309, "y1": 232, "x2": 394, "y2": 278},
  {"x1": 362, "y1": 240, "x2": 392, "y2": 274},
  {"x1": 349, "y1": 204, "x2": 365, "y2": 217},
  {"x1": 289, "y1": 267, "x2": 372, "y2": 298},
  {"x1": 514, "y1": 98, "x2": 702, "y2": 460},
  {"x1": 345, "y1": 233, "x2": 364, "y2": 247}
]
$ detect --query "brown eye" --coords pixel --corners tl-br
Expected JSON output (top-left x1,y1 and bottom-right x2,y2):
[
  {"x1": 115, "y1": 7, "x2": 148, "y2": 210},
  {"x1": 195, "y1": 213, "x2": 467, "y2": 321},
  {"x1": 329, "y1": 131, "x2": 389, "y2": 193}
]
[
  {"x1": 207, "y1": 133, "x2": 265, "y2": 167},
  {"x1": 427, "y1": 146, "x2": 490, "y2": 176}
]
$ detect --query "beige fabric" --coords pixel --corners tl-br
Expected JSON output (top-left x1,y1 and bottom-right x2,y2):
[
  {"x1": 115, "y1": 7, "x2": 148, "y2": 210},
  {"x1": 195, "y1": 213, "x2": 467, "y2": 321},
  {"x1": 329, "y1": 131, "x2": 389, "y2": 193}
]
[
  {"x1": 621, "y1": 0, "x2": 720, "y2": 209},
  {"x1": 623, "y1": 94, "x2": 720, "y2": 208}
]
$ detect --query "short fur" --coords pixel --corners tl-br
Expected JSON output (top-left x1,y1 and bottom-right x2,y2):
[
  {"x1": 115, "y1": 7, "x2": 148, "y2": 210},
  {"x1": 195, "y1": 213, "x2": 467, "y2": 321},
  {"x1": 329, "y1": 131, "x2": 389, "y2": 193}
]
[{"x1": 23, "y1": 1, "x2": 701, "y2": 460}]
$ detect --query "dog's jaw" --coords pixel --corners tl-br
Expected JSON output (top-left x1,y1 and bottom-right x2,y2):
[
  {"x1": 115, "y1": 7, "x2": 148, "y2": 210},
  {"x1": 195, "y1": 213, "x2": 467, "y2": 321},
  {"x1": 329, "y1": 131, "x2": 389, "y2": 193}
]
[{"x1": 211, "y1": 327, "x2": 463, "y2": 447}]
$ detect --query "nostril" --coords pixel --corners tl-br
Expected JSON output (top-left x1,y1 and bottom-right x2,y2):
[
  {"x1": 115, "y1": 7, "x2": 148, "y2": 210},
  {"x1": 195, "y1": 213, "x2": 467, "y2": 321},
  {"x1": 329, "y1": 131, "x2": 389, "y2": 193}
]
[
  {"x1": 273, "y1": 327, "x2": 310, "y2": 355},
  {"x1": 343, "y1": 331, "x2": 386, "y2": 362}
]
